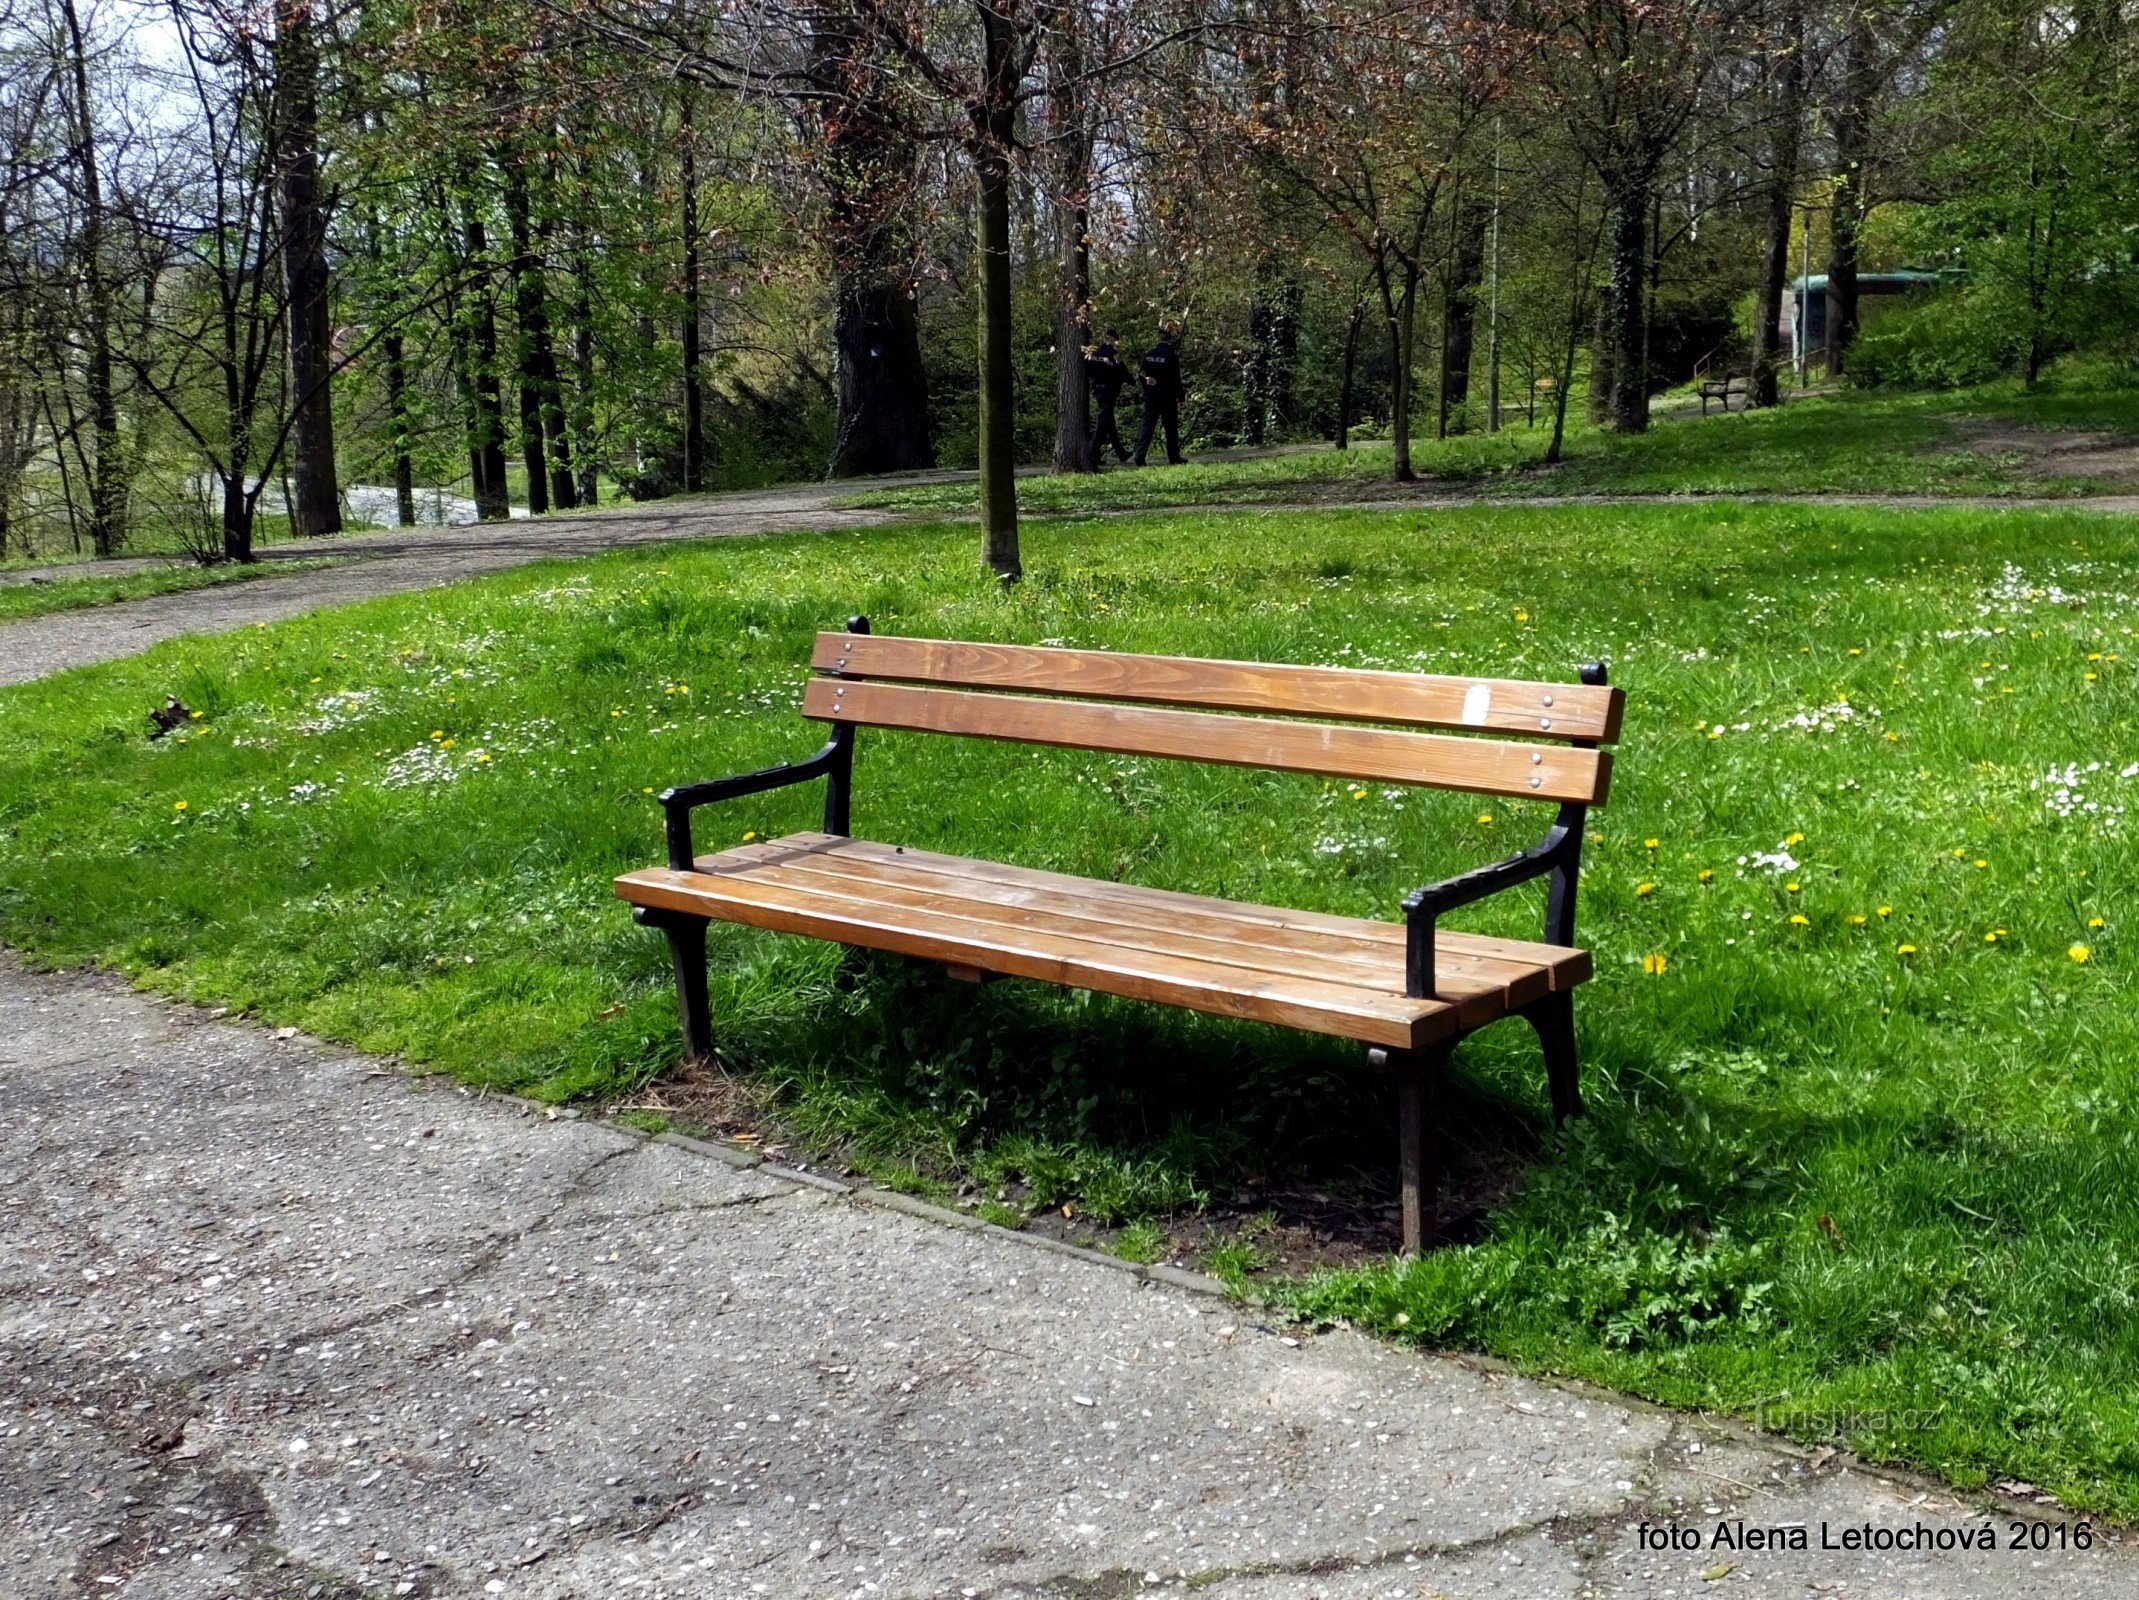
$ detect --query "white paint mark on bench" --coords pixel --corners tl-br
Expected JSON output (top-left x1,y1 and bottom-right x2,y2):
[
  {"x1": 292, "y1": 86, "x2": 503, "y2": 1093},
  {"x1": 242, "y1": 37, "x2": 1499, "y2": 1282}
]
[{"x1": 1461, "y1": 683, "x2": 1491, "y2": 726}]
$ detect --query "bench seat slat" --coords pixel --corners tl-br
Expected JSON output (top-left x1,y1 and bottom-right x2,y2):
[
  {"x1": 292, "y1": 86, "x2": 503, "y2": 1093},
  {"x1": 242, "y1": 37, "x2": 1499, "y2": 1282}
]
[
  {"x1": 771, "y1": 833, "x2": 1591, "y2": 992},
  {"x1": 702, "y1": 835, "x2": 1564, "y2": 1026},
  {"x1": 802, "y1": 678, "x2": 1613, "y2": 806},
  {"x1": 812, "y1": 633, "x2": 1623, "y2": 742},
  {"x1": 618, "y1": 862, "x2": 1453, "y2": 1047},
  {"x1": 618, "y1": 835, "x2": 1595, "y2": 1047}
]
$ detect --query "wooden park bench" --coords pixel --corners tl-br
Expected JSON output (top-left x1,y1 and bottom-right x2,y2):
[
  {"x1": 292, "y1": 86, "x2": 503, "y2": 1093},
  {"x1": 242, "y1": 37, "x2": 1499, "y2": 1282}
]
[
  {"x1": 615, "y1": 621, "x2": 1624, "y2": 1253},
  {"x1": 1699, "y1": 370, "x2": 1750, "y2": 414}
]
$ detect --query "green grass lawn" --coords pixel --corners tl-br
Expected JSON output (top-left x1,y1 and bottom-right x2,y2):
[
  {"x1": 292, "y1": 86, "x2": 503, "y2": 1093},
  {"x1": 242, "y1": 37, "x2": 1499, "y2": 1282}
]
[
  {"x1": 0, "y1": 558, "x2": 337, "y2": 622},
  {"x1": 840, "y1": 377, "x2": 2139, "y2": 516},
  {"x1": 4, "y1": 502, "x2": 2139, "y2": 1512}
]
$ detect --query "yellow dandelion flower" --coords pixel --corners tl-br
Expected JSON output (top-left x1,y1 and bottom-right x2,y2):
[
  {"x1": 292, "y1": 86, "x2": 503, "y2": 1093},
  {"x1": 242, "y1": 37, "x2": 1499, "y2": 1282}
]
[
  {"x1": 173, "y1": 800, "x2": 188, "y2": 811},
  {"x1": 742, "y1": 831, "x2": 758, "y2": 842},
  {"x1": 2070, "y1": 944, "x2": 2092, "y2": 964},
  {"x1": 1951, "y1": 848, "x2": 1966, "y2": 859},
  {"x1": 1898, "y1": 943, "x2": 1917, "y2": 955},
  {"x1": 1848, "y1": 647, "x2": 1862, "y2": 656},
  {"x1": 2086, "y1": 671, "x2": 2099, "y2": 681},
  {"x1": 1885, "y1": 731, "x2": 1899, "y2": 742},
  {"x1": 642, "y1": 786, "x2": 653, "y2": 794},
  {"x1": 431, "y1": 729, "x2": 445, "y2": 740},
  {"x1": 1785, "y1": 831, "x2": 1804, "y2": 845},
  {"x1": 189, "y1": 709, "x2": 203, "y2": 719},
  {"x1": 1789, "y1": 913, "x2": 1810, "y2": 926},
  {"x1": 1477, "y1": 813, "x2": 1494, "y2": 825},
  {"x1": 1515, "y1": 608, "x2": 1530, "y2": 622},
  {"x1": 1785, "y1": 881, "x2": 1801, "y2": 893},
  {"x1": 1352, "y1": 787, "x2": 1368, "y2": 800},
  {"x1": 1877, "y1": 905, "x2": 1893, "y2": 917},
  {"x1": 2088, "y1": 917, "x2": 2105, "y2": 929},
  {"x1": 1644, "y1": 837, "x2": 1660, "y2": 850},
  {"x1": 1846, "y1": 914, "x2": 1867, "y2": 926},
  {"x1": 1636, "y1": 882, "x2": 1656, "y2": 897},
  {"x1": 1698, "y1": 868, "x2": 1714, "y2": 883},
  {"x1": 1643, "y1": 953, "x2": 1668, "y2": 975},
  {"x1": 1974, "y1": 859, "x2": 1988, "y2": 869}
]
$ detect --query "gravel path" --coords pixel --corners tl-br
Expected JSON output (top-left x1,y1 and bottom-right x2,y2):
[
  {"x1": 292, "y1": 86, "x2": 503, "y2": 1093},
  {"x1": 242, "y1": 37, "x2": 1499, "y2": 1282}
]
[
  {"x1": 7, "y1": 472, "x2": 2135, "y2": 689},
  {"x1": 4, "y1": 954, "x2": 2131, "y2": 1598},
  {"x1": 0, "y1": 483, "x2": 896, "y2": 687}
]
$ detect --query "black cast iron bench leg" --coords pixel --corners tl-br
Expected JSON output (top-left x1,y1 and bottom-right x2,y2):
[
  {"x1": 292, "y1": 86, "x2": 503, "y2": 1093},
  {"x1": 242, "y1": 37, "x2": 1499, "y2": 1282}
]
[
  {"x1": 635, "y1": 906, "x2": 714, "y2": 1062},
  {"x1": 1524, "y1": 991, "x2": 1583, "y2": 1122}
]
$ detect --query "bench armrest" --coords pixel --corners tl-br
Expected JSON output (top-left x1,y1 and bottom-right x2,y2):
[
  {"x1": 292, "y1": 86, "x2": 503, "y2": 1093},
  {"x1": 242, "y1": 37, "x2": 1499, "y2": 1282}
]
[
  {"x1": 658, "y1": 739, "x2": 844, "y2": 869},
  {"x1": 1400, "y1": 820, "x2": 1579, "y2": 1000}
]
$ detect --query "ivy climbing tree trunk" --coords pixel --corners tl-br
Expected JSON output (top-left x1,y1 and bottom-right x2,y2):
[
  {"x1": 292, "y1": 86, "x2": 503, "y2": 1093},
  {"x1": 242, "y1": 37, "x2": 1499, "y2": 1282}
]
[
  {"x1": 275, "y1": 0, "x2": 340, "y2": 537},
  {"x1": 1751, "y1": 2, "x2": 1804, "y2": 408},
  {"x1": 59, "y1": 0, "x2": 126, "y2": 554}
]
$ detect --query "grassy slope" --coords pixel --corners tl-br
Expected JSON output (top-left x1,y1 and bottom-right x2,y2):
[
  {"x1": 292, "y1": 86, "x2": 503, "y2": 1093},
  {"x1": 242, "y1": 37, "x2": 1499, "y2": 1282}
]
[
  {"x1": 0, "y1": 558, "x2": 334, "y2": 623},
  {"x1": 3, "y1": 503, "x2": 2139, "y2": 1511},
  {"x1": 840, "y1": 379, "x2": 2139, "y2": 516}
]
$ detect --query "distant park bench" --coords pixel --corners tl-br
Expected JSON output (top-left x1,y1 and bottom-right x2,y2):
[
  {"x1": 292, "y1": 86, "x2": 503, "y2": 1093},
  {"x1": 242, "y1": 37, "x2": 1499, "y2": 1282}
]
[
  {"x1": 615, "y1": 622, "x2": 1626, "y2": 1253},
  {"x1": 1699, "y1": 370, "x2": 1750, "y2": 414}
]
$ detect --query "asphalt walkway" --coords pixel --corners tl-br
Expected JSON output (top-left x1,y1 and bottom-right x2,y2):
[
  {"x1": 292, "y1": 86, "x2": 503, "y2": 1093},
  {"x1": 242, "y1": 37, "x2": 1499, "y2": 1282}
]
[{"x1": 3, "y1": 956, "x2": 2130, "y2": 1597}]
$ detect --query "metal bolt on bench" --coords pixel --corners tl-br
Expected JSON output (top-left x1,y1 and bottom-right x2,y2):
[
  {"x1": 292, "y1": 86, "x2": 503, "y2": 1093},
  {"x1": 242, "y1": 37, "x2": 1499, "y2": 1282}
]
[{"x1": 618, "y1": 616, "x2": 1624, "y2": 1255}]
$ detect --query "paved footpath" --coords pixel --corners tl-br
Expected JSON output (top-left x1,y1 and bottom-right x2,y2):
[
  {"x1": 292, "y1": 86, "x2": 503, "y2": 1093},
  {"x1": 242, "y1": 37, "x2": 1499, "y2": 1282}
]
[
  {"x1": 0, "y1": 484, "x2": 897, "y2": 687},
  {"x1": 4, "y1": 955, "x2": 2132, "y2": 1599}
]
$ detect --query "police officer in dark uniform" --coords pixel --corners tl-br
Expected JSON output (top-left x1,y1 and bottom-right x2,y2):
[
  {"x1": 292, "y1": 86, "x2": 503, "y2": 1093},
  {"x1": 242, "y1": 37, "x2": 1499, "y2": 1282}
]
[
  {"x1": 1085, "y1": 329, "x2": 1130, "y2": 465},
  {"x1": 1133, "y1": 322, "x2": 1186, "y2": 467}
]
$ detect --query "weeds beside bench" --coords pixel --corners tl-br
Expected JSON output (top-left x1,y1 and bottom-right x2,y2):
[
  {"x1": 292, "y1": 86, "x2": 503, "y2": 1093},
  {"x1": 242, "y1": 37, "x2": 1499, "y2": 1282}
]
[{"x1": 616, "y1": 620, "x2": 1625, "y2": 1252}]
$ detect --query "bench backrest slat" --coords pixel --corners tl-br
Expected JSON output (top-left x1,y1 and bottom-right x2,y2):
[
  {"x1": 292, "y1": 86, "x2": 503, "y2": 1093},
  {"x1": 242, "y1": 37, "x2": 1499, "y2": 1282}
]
[
  {"x1": 811, "y1": 633, "x2": 1622, "y2": 743},
  {"x1": 801, "y1": 677, "x2": 1614, "y2": 805}
]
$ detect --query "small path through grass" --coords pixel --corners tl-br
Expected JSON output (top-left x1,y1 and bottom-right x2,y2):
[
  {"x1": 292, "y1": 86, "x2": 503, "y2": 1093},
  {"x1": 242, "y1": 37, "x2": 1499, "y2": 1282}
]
[
  {"x1": 5, "y1": 952, "x2": 2124, "y2": 1598},
  {"x1": 5, "y1": 462, "x2": 2135, "y2": 688},
  {"x1": 0, "y1": 480, "x2": 896, "y2": 685}
]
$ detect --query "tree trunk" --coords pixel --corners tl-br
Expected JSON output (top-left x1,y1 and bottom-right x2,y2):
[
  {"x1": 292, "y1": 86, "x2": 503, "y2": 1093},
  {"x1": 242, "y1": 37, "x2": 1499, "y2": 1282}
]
[
  {"x1": 1438, "y1": 196, "x2": 1489, "y2": 435},
  {"x1": 678, "y1": 87, "x2": 707, "y2": 493},
  {"x1": 809, "y1": 4, "x2": 934, "y2": 477},
  {"x1": 1381, "y1": 258, "x2": 1420, "y2": 481},
  {"x1": 973, "y1": 1, "x2": 1021, "y2": 581},
  {"x1": 1245, "y1": 254, "x2": 1301, "y2": 446},
  {"x1": 500, "y1": 156, "x2": 577, "y2": 512},
  {"x1": 1052, "y1": 198, "x2": 1093, "y2": 472},
  {"x1": 570, "y1": 252, "x2": 598, "y2": 505},
  {"x1": 274, "y1": 0, "x2": 340, "y2": 537},
  {"x1": 1606, "y1": 181, "x2": 1651, "y2": 432},
  {"x1": 1587, "y1": 281, "x2": 1614, "y2": 425},
  {"x1": 59, "y1": 0, "x2": 126, "y2": 555},
  {"x1": 1335, "y1": 297, "x2": 1362, "y2": 449},
  {"x1": 1825, "y1": 16, "x2": 1875, "y2": 379},
  {"x1": 383, "y1": 329, "x2": 416, "y2": 526},
  {"x1": 458, "y1": 213, "x2": 511, "y2": 520},
  {"x1": 1049, "y1": 25, "x2": 1093, "y2": 474},
  {"x1": 1751, "y1": 3, "x2": 1805, "y2": 408}
]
